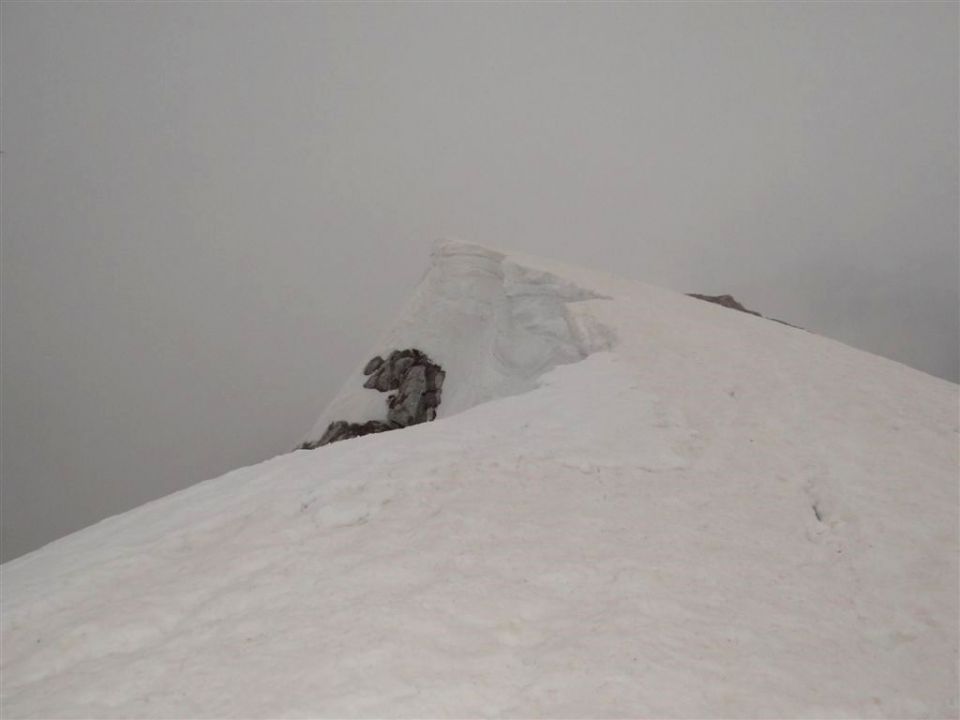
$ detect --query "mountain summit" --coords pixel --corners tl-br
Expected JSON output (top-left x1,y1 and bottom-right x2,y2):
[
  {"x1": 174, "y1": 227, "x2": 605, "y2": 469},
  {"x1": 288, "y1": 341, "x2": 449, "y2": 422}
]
[{"x1": 2, "y1": 243, "x2": 957, "y2": 718}]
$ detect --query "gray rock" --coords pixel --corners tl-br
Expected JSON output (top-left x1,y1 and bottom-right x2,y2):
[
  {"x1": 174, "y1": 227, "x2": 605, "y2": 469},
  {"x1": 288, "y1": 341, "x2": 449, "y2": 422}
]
[
  {"x1": 318, "y1": 420, "x2": 351, "y2": 445},
  {"x1": 387, "y1": 364, "x2": 428, "y2": 427},
  {"x1": 310, "y1": 348, "x2": 445, "y2": 447},
  {"x1": 393, "y1": 356, "x2": 415, "y2": 375},
  {"x1": 363, "y1": 368, "x2": 392, "y2": 391},
  {"x1": 688, "y1": 293, "x2": 803, "y2": 329},
  {"x1": 363, "y1": 356, "x2": 384, "y2": 375}
]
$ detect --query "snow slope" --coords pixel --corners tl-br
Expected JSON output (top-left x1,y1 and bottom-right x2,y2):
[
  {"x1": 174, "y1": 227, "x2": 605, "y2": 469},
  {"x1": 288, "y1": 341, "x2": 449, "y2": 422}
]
[
  {"x1": 2, "y1": 243, "x2": 957, "y2": 718},
  {"x1": 306, "y1": 242, "x2": 614, "y2": 440}
]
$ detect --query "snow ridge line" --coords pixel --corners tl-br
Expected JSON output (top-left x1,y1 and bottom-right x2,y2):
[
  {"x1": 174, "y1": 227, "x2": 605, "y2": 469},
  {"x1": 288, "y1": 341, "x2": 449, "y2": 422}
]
[{"x1": 304, "y1": 241, "x2": 616, "y2": 444}]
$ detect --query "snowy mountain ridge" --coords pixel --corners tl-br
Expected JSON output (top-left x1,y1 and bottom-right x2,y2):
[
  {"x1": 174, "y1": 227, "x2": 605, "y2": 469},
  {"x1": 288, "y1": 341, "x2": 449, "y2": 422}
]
[
  {"x1": 2, "y1": 243, "x2": 957, "y2": 718},
  {"x1": 306, "y1": 241, "x2": 615, "y2": 443}
]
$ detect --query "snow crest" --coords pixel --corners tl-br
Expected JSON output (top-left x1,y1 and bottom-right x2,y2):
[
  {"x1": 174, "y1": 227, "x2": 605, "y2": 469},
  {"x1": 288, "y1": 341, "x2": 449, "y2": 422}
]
[{"x1": 305, "y1": 241, "x2": 614, "y2": 443}]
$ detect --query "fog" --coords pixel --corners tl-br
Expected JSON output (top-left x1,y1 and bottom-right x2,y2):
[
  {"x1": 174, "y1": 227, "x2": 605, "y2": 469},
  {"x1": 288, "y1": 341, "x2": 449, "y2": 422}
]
[{"x1": 2, "y1": 1, "x2": 957, "y2": 561}]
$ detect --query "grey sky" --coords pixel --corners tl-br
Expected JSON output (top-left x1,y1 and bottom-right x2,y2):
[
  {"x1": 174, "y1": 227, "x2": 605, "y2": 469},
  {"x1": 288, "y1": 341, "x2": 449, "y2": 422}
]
[{"x1": 2, "y1": 1, "x2": 957, "y2": 561}]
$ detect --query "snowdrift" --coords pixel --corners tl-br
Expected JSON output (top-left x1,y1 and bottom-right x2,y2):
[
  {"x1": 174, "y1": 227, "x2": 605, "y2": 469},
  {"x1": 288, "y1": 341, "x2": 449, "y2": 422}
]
[
  {"x1": 306, "y1": 241, "x2": 614, "y2": 442},
  {"x1": 2, "y1": 243, "x2": 957, "y2": 718}
]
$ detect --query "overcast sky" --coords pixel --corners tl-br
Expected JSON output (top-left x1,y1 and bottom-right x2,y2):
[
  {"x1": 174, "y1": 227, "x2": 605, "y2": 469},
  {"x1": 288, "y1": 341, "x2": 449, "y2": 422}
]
[{"x1": 2, "y1": 1, "x2": 957, "y2": 561}]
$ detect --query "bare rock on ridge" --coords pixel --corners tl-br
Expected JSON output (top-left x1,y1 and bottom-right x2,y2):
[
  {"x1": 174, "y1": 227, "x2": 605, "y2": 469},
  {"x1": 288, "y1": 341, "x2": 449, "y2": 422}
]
[{"x1": 302, "y1": 348, "x2": 445, "y2": 448}]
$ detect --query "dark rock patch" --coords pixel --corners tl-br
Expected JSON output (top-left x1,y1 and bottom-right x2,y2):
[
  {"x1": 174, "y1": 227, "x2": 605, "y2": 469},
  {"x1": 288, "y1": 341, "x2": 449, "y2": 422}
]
[
  {"x1": 301, "y1": 348, "x2": 445, "y2": 449},
  {"x1": 362, "y1": 356, "x2": 384, "y2": 376},
  {"x1": 688, "y1": 293, "x2": 803, "y2": 330},
  {"x1": 300, "y1": 420, "x2": 394, "y2": 449},
  {"x1": 687, "y1": 293, "x2": 762, "y2": 317}
]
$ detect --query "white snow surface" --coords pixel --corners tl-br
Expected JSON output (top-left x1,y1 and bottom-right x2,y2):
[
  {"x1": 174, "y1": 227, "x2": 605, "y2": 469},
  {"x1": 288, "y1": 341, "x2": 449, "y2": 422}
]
[
  {"x1": 3, "y1": 243, "x2": 958, "y2": 718},
  {"x1": 306, "y1": 242, "x2": 614, "y2": 439}
]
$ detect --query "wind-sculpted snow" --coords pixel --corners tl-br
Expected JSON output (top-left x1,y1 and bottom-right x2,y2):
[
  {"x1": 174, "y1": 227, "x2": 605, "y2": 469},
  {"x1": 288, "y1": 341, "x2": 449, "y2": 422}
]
[
  {"x1": 1, "y1": 245, "x2": 957, "y2": 718},
  {"x1": 304, "y1": 242, "x2": 614, "y2": 445}
]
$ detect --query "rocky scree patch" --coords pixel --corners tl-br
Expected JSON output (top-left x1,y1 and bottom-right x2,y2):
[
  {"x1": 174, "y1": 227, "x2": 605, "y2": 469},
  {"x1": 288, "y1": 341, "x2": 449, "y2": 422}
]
[{"x1": 300, "y1": 349, "x2": 445, "y2": 448}]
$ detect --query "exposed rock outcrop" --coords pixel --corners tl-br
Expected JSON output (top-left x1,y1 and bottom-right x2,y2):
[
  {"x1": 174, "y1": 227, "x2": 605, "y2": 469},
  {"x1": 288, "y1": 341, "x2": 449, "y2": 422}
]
[
  {"x1": 688, "y1": 293, "x2": 802, "y2": 329},
  {"x1": 687, "y1": 293, "x2": 762, "y2": 317},
  {"x1": 301, "y1": 349, "x2": 444, "y2": 449}
]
